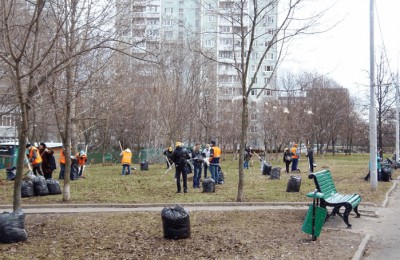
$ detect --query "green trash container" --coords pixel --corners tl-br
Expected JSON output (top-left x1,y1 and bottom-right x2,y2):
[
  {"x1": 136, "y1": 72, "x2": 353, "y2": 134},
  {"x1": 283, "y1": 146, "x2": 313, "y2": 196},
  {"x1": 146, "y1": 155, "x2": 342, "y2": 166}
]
[{"x1": 302, "y1": 190, "x2": 327, "y2": 241}]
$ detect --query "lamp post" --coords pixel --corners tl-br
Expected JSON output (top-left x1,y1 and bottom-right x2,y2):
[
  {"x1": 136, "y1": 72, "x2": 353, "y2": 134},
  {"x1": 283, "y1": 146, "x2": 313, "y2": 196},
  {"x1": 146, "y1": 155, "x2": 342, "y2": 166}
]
[{"x1": 369, "y1": 0, "x2": 378, "y2": 190}]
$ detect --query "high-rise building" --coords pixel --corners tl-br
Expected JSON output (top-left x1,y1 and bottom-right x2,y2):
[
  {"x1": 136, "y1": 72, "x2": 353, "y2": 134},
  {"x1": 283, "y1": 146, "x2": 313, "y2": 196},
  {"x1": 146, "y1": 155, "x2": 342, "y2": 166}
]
[
  {"x1": 115, "y1": 0, "x2": 277, "y2": 99},
  {"x1": 115, "y1": 0, "x2": 278, "y2": 148}
]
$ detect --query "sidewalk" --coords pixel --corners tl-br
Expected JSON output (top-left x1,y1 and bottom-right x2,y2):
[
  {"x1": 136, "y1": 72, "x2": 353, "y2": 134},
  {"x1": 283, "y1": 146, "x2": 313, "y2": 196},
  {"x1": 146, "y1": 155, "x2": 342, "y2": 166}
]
[{"x1": 354, "y1": 180, "x2": 400, "y2": 260}]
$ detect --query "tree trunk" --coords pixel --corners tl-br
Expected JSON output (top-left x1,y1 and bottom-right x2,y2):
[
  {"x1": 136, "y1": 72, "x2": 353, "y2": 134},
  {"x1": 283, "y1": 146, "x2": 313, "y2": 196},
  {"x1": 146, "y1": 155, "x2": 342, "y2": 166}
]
[{"x1": 236, "y1": 98, "x2": 248, "y2": 202}]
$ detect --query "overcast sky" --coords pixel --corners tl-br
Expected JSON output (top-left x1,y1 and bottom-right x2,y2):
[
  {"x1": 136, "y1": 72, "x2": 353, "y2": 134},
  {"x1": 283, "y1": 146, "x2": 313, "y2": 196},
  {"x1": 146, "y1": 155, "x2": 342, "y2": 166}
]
[{"x1": 279, "y1": 0, "x2": 400, "y2": 99}]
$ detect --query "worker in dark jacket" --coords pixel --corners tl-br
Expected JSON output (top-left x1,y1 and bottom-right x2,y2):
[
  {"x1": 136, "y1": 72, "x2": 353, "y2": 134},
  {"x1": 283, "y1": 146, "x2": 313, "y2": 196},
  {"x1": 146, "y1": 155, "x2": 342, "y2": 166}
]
[{"x1": 171, "y1": 142, "x2": 191, "y2": 193}]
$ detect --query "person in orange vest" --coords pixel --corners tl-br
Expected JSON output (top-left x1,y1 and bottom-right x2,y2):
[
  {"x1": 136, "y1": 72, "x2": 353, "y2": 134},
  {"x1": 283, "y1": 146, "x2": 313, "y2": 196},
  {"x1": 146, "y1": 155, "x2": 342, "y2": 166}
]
[
  {"x1": 76, "y1": 150, "x2": 87, "y2": 178},
  {"x1": 58, "y1": 147, "x2": 66, "y2": 180},
  {"x1": 290, "y1": 143, "x2": 300, "y2": 172},
  {"x1": 26, "y1": 143, "x2": 44, "y2": 176},
  {"x1": 209, "y1": 140, "x2": 222, "y2": 184},
  {"x1": 120, "y1": 148, "x2": 132, "y2": 175}
]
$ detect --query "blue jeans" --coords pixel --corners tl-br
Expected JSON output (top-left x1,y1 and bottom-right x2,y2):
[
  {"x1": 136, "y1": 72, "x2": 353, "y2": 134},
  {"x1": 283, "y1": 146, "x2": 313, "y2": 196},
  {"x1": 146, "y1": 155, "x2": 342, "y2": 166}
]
[
  {"x1": 209, "y1": 164, "x2": 219, "y2": 183},
  {"x1": 193, "y1": 164, "x2": 202, "y2": 188},
  {"x1": 203, "y1": 164, "x2": 208, "y2": 178},
  {"x1": 59, "y1": 163, "x2": 65, "y2": 179},
  {"x1": 291, "y1": 158, "x2": 298, "y2": 171},
  {"x1": 244, "y1": 160, "x2": 249, "y2": 169},
  {"x1": 122, "y1": 164, "x2": 131, "y2": 175}
]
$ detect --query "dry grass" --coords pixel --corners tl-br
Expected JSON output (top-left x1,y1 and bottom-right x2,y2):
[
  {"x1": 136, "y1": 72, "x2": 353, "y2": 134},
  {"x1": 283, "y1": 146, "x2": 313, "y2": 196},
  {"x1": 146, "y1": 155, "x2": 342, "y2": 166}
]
[
  {"x1": 0, "y1": 153, "x2": 396, "y2": 205},
  {"x1": 0, "y1": 210, "x2": 363, "y2": 259},
  {"x1": 0, "y1": 153, "x2": 393, "y2": 259}
]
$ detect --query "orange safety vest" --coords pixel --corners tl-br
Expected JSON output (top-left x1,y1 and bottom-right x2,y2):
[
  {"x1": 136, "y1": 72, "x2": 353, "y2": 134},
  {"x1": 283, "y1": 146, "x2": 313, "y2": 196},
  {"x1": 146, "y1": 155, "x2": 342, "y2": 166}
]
[
  {"x1": 209, "y1": 146, "x2": 221, "y2": 164},
  {"x1": 29, "y1": 147, "x2": 42, "y2": 165},
  {"x1": 121, "y1": 150, "x2": 132, "y2": 165},
  {"x1": 59, "y1": 149, "x2": 66, "y2": 164},
  {"x1": 290, "y1": 147, "x2": 298, "y2": 159},
  {"x1": 76, "y1": 153, "x2": 87, "y2": 166}
]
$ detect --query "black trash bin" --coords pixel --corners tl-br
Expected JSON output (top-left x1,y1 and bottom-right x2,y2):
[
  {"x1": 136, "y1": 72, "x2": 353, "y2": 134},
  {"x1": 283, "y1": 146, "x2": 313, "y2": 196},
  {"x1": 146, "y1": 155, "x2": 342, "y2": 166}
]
[{"x1": 161, "y1": 204, "x2": 190, "y2": 240}]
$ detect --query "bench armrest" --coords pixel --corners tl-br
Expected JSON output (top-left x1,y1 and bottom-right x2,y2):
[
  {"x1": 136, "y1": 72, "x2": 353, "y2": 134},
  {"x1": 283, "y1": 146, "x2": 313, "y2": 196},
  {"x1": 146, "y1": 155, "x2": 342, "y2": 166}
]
[{"x1": 306, "y1": 191, "x2": 325, "y2": 199}]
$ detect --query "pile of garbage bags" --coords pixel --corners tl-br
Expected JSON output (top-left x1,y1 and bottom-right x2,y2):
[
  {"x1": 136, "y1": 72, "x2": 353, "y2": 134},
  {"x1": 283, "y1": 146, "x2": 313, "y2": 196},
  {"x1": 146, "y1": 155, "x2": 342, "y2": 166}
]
[{"x1": 21, "y1": 173, "x2": 62, "y2": 197}]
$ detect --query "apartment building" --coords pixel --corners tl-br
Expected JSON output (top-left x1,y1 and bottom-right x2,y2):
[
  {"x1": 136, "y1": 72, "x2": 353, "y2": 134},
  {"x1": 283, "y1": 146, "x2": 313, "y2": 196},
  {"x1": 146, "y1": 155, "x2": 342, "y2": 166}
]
[{"x1": 115, "y1": 0, "x2": 278, "y2": 148}]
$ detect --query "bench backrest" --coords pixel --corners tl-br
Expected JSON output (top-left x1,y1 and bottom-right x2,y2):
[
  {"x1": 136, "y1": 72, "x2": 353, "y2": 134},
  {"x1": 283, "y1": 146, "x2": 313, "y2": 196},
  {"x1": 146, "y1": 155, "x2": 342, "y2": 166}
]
[{"x1": 309, "y1": 169, "x2": 337, "y2": 199}]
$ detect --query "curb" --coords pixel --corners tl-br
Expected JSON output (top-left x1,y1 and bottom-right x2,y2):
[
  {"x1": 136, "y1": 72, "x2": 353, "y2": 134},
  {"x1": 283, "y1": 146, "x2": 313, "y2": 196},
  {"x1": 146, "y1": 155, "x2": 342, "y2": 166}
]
[
  {"x1": 382, "y1": 179, "x2": 398, "y2": 207},
  {"x1": 352, "y1": 234, "x2": 371, "y2": 260}
]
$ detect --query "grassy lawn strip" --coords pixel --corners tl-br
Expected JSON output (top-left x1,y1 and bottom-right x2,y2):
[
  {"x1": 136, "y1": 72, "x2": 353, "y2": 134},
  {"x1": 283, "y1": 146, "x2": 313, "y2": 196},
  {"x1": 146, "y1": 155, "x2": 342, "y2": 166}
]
[{"x1": 0, "y1": 153, "x2": 397, "y2": 205}]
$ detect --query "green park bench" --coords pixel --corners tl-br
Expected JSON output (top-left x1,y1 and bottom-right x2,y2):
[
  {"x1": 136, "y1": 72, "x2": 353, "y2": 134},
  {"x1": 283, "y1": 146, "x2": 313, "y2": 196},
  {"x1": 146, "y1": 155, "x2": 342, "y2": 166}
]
[{"x1": 307, "y1": 169, "x2": 361, "y2": 228}]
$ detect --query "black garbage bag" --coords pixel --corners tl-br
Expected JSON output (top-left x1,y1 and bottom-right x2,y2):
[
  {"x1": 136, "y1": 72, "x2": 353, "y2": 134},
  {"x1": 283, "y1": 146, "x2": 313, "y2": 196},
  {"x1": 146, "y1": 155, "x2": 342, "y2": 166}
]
[
  {"x1": 161, "y1": 204, "x2": 190, "y2": 240},
  {"x1": 21, "y1": 180, "x2": 34, "y2": 198},
  {"x1": 6, "y1": 167, "x2": 16, "y2": 181},
  {"x1": 46, "y1": 179, "x2": 62, "y2": 195},
  {"x1": 380, "y1": 166, "x2": 392, "y2": 182},
  {"x1": 262, "y1": 162, "x2": 272, "y2": 175},
  {"x1": 286, "y1": 175, "x2": 301, "y2": 192},
  {"x1": 70, "y1": 158, "x2": 79, "y2": 180},
  {"x1": 270, "y1": 167, "x2": 281, "y2": 180},
  {"x1": 202, "y1": 177, "x2": 216, "y2": 193},
  {"x1": 0, "y1": 209, "x2": 28, "y2": 243},
  {"x1": 32, "y1": 175, "x2": 49, "y2": 196},
  {"x1": 140, "y1": 161, "x2": 149, "y2": 171}
]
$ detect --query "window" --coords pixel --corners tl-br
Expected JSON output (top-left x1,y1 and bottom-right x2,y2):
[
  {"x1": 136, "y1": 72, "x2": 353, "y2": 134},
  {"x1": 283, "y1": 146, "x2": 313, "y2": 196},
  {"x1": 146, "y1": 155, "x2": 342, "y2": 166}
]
[
  {"x1": 147, "y1": 6, "x2": 159, "y2": 13},
  {"x1": 147, "y1": 18, "x2": 159, "y2": 25},
  {"x1": 205, "y1": 39, "x2": 215, "y2": 47},
  {"x1": 266, "y1": 16, "x2": 274, "y2": 24},
  {"x1": 220, "y1": 26, "x2": 230, "y2": 33},
  {"x1": 207, "y1": 15, "x2": 214, "y2": 22},
  {"x1": 252, "y1": 77, "x2": 257, "y2": 84},
  {"x1": 265, "y1": 65, "x2": 273, "y2": 71},
  {"x1": 251, "y1": 52, "x2": 258, "y2": 59},
  {"x1": 265, "y1": 41, "x2": 270, "y2": 47},
  {"x1": 0, "y1": 115, "x2": 14, "y2": 126},
  {"x1": 250, "y1": 125, "x2": 257, "y2": 133},
  {"x1": 267, "y1": 52, "x2": 274, "y2": 60},
  {"x1": 147, "y1": 29, "x2": 159, "y2": 37},
  {"x1": 164, "y1": 7, "x2": 173, "y2": 14},
  {"x1": 251, "y1": 65, "x2": 256, "y2": 71},
  {"x1": 251, "y1": 113, "x2": 257, "y2": 120},
  {"x1": 164, "y1": 19, "x2": 172, "y2": 26},
  {"x1": 164, "y1": 31, "x2": 173, "y2": 39},
  {"x1": 220, "y1": 38, "x2": 232, "y2": 45},
  {"x1": 219, "y1": 51, "x2": 232, "y2": 58}
]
